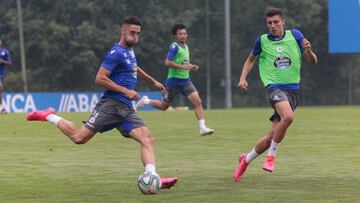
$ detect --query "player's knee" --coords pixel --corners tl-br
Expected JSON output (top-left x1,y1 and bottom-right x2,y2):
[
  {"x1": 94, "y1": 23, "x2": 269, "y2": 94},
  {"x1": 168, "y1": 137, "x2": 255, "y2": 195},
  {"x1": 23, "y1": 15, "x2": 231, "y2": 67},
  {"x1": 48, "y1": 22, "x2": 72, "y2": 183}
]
[
  {"x1": 142, "y1": 134, "x2": 155, "y2": 147},
  {"x1": 193, "y1": 99, "x2": 202, "y2": 108},
  {"x1": 73, "y1": 136, "x2": 88, "y2": 145},
  {"x1": 281, "y1": 114, "x2": 294, "y2": 125},
  {"x1": 160, "y1": 103, "x2": 169, "y2": 111}
]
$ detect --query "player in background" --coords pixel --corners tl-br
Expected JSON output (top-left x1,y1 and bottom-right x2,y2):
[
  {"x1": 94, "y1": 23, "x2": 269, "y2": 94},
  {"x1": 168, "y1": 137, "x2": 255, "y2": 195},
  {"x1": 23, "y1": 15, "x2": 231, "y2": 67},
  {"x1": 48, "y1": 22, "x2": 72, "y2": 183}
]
[
  {"x1": 27, "y1": 16, "x2": 177, "y2": 190},
  {"x1": 136, "y1": 23, "x2": 214, "y2": 136},
  {"x1": 0, "y1": 39, "x2": 12, "y2": 114},
  {"x1": 233, "y1": 8, "x2": 317, "y2": 182}
]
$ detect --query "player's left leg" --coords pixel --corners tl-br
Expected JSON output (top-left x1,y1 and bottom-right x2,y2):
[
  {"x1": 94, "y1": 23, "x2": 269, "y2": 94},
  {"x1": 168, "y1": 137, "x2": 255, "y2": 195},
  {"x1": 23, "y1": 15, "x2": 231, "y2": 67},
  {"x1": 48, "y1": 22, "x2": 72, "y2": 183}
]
[
  {"x1": 129, "y1": 126, "x2": 156, "y2": 167},
  {"x1": 233, "y1": 121, "x2": 278, "y2": 182},
  {"x1": 0, "y1": 77, "x2": 6, "y2": 114},
  {"x1": 128, "y1": 126, "x2": 177, "y2": 189},
  {"x1": 187, "y1": 91, "x2": 214, "y2": 136}
]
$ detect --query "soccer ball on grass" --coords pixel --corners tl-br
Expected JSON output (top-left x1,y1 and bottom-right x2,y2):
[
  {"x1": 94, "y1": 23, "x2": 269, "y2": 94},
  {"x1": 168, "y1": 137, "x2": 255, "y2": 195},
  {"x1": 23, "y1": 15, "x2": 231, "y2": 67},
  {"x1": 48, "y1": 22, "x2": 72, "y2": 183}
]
[{"x1": 138, "y1": 171, "x2": 161, "y2": 194}]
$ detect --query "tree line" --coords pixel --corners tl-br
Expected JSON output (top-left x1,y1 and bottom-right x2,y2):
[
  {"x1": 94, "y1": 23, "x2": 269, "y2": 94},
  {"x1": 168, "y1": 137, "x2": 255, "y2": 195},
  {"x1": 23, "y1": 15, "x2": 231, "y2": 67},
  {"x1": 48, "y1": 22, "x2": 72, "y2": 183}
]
[{"x1": 1, "y1": 0, "x2": 359, "y2": 107}]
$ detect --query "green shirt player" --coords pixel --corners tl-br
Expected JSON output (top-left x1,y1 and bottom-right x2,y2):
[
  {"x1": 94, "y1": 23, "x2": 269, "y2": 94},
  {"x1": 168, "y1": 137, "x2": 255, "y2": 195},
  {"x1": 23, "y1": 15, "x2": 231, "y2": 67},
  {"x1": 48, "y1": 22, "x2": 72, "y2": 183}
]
[
  {"x1": 136, "y1": 23, "x2": 214, "y2": 136},
  {"x1": 233, "y1": 8, "x2": 317, "y2": 182}
]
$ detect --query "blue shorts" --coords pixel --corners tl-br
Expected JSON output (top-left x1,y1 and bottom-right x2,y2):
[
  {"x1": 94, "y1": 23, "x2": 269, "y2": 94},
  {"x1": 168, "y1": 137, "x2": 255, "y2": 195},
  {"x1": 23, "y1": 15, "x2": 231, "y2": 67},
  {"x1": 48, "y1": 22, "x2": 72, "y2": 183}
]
[{"x1": 84, "y1": 98, "x2": 145, "y2": 137}]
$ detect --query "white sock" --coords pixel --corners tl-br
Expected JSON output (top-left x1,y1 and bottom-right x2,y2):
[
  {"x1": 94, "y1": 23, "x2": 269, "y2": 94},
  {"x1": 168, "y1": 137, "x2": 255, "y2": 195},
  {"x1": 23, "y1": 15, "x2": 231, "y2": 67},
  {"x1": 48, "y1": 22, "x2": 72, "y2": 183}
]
[
  {"x1": 198, "y1": 119, "x2": 206, "y2": 129},
  {"x1": 0, "y1": 104, "x2": 3, "y2": 110},
  {"x1": 145, "y1": 164, "x2": 156, "y2": 173},
  {"x1": 245, "y1": 148, "x2": 259, "y2": 164},
  {"x1": 267, "y1": 140, "x2": 280, "y2": 157},
  {"x1": 143, "y1": 96, "x2": 150, "y2": 104},
  {"x1": 46, "y1": 114, "x2": 62, "y2": 126}
]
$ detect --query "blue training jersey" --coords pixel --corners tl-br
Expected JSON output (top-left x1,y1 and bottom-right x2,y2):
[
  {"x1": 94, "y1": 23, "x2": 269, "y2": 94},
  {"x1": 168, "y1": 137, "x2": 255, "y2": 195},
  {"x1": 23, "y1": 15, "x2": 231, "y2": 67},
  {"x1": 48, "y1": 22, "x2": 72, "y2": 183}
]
[
  {"x1": 0, "y1": 48, "x2": 11, "y2": 77},
  {"x1": 251, "y1": 29, "x2": 305, "y2": 90},
  {"x1": 100, "y1": 43, "x2": 138, "y2": 107},
  {"x1": 166, "y1": 43, "x2": 178, "y2": 60}
]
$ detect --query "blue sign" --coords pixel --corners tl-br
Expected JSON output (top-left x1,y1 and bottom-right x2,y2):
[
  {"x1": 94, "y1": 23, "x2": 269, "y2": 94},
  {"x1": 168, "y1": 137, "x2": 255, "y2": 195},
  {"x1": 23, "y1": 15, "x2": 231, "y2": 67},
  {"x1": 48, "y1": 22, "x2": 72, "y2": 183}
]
[
  {"x1": 329, "y1": 0, "x2": 360, "y2": 53},
  {"x1": 2, "y1": 92, "x2": 161, "y2": 113}
]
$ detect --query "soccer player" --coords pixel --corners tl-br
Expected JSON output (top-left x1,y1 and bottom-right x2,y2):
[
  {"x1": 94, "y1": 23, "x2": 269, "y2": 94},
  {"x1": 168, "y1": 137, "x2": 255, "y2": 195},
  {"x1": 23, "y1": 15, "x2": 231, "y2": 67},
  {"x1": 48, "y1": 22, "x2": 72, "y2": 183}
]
[
  {"x1": 0, "y1": 39, "x2": 12, "y2": 114},
  {"x1": 233, "y1": 8, "x2": 317, "y2": 182},
  {"x1": 135, "y1": 23, "x2": 214, "y2": 136},
  {"x1": 27, "y1": 16, "x2": 177, "y2": 190}
]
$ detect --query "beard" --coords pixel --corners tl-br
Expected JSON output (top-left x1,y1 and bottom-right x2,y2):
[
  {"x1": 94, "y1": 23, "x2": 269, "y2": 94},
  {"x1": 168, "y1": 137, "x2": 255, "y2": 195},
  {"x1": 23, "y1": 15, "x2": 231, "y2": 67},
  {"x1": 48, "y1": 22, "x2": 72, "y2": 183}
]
[{"x1": 125, "y1": 36, "x2": 138, "y2": 47}]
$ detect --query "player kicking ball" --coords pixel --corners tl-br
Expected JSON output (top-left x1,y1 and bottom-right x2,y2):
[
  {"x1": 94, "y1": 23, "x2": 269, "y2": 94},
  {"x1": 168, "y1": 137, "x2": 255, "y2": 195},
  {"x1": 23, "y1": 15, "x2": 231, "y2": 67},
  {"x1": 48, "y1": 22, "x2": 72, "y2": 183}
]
[
  {"x1": 234, "y1": 8, "x2": 317, "y2": 182},
  {"x1": 27, "y1": 16, "x2": 177, "y2": 190}
]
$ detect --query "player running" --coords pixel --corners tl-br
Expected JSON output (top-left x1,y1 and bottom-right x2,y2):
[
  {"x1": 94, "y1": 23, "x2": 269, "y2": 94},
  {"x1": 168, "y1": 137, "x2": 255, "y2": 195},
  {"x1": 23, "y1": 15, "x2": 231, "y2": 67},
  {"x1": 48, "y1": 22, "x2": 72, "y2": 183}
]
[
  {"x1": 233, "y1": 8, "x2": 317, "y2": 182},
  {"x1": 27, "y1": 16, "x2": 177, "y2": 190},
  {"x1": 136, "y1": 23, "x2": 214, "y2": 136}
]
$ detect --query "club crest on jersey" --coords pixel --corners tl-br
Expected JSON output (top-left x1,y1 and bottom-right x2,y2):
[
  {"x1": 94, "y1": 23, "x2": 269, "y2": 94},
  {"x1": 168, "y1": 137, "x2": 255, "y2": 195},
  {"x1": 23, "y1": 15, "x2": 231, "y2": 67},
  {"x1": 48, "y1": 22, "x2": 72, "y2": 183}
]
[
  {"x1": 273, "y1": 56, "x2": 292, "y2": 69},
  {"x1": 275, "y1": 46, "x2": 284, "y2": 53}
]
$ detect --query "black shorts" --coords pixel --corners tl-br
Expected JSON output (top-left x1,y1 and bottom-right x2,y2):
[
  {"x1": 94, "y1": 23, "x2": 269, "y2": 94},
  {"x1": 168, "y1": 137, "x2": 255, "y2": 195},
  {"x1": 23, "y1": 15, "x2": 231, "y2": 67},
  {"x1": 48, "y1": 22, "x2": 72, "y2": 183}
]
[
  {"x1": 163, "y1": 80, "x2": 197, "y2": 103},
  {"x1": 84, "y1": 98, "x2": 145, "y2": 137},
  {"x1": 265, "y1": 88, "x2": 300, "y2": 122}
]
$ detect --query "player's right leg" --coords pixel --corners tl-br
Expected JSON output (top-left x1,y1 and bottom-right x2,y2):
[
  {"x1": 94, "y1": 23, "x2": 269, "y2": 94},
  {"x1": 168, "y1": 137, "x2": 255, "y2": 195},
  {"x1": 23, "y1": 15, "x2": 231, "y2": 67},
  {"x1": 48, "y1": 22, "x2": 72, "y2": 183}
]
[
  {"x1": 136, "y1": 96, "x2": 170, "y2": 111},
  {"x1": 27, "y1": 108, "x2": 97, "y2": 144},
  {"x1": 187, "y1": 91, "x2": 214, "y2": 136},
  {"x1": 136, "y1": 87, "x2": 173, "y2": 112},
  {"x1": 263, "y1": 101, "x2": 294, "y2": 172}
]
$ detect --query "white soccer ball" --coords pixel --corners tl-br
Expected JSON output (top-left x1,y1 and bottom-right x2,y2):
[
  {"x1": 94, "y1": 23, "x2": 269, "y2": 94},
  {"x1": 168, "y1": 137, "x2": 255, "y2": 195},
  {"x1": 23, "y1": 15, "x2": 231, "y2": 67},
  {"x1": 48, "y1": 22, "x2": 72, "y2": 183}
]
[{"x1": 138, "y1": 171, "x2": 161, "y2": 194}]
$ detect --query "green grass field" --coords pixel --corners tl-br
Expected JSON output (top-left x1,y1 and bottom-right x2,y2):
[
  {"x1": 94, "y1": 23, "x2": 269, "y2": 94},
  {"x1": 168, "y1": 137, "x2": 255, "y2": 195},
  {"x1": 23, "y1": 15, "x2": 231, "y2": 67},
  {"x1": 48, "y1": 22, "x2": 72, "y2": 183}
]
[{"x1": 0, "y1": 107, "x2": 359, "y2": 203}]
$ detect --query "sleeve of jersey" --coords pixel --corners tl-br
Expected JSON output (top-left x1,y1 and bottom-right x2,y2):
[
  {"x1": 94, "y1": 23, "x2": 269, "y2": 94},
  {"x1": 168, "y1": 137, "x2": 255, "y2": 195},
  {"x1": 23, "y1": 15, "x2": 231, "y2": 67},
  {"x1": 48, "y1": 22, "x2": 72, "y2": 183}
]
[
  {"x1": 291, "y1": 29, "x2": 305, "y2": 52},
  {"x1": 166, "y1": 44, "x2": 178, "y2": 61},
  {"x1": 100, "y1": 50, "x2": 122, "y2": 72},
  {"x1": 5, "y1": 50, "x2": 11, "y2": 62},
  {"x1": 251, "y1": 37, "x2": 261, "y2": 55}
]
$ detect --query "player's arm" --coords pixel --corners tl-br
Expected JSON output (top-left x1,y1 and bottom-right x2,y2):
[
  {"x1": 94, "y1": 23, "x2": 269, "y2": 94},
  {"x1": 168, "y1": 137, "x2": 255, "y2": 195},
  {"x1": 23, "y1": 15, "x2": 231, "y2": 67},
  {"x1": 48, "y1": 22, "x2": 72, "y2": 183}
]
[
  {"x1": 164, "y1": 44, "x2": 198, "y2": 71},
  {"x1": 137, "y1": 67, "x2": 165, "y2": 91},
  {"x1": 0, "y1": 59, "x2": 11, "y2": 65},
  {"x1": 0, "y1": 52, "x2": 11, "y2": 65},
  {"x1": 302, "y1": 38, "x2": 317, "y2": 64},
  {"x1": 165, "y1": 59, "x2": 198, "y2": 71},
  {"x1": 95, "y1": 67, "x2": 139, "y2": 100},
  {"x1": 238, "y1": 53, "x2": 258, "y2": 91}
]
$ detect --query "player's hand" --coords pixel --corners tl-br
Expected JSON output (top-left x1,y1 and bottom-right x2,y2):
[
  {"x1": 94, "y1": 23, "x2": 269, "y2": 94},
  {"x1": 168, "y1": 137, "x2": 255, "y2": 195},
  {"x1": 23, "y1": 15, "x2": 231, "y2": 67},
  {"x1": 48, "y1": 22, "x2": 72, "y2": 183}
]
[
  {"x1": 238, "y1": 79, "x2": 248, "y2": 91},
  {"x1": 0, "y1": 59, "x2": 5, "y2": 64},
  {"x1": 183, "y1": 64, "x2": 198, "y2": 70},
  {"x1": 125, "y1": 90, "x2": 140, "y2": 100},
  {"x1": 191, "y1": 65, "x2": 199, "y2": 71},
  {"x1": 302, "y1": 38, "x2": 312, "y2": 52},
  {"x1": 153, "y1": 81, "x2": 165, "y2": 92}
]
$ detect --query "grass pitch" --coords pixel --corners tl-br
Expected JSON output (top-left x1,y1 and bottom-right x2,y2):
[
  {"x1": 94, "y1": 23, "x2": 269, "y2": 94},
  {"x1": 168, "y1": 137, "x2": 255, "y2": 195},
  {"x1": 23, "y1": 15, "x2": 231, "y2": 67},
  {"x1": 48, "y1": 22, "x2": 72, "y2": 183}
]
[{"x1": 0, "y1": 107, "x2": 359, "y2": 202}]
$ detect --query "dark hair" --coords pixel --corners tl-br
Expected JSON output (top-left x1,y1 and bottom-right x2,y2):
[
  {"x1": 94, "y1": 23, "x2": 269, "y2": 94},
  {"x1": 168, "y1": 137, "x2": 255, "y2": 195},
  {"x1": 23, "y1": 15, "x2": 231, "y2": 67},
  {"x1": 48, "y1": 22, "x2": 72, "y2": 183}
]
[
  {"x1": 123, "y1": 16, "x2": 141, "y2": 26},
  {"x1": 266, "y1": 7, "x2": 284, "y2": 18},
  {"x1": 171, "y1": 23, "x2": 187, "y2": 36}
]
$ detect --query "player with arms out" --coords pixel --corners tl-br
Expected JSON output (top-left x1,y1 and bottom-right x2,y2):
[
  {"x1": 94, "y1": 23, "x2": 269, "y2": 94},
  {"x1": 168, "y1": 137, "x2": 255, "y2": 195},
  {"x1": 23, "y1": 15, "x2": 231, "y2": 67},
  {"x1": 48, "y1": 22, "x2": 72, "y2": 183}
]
[
  {"x1": 136, "y1": 23, "x2": 214, "y2": 136},
  {"x1": 233, "y1": 8, "x2": 317, "y2": 182},
  {"x1": 0, "y1": 39, "x2": 12, "y2": 114},
  {"x1": 27, "y1": 16, "x2": 177, "y2": 190}
]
